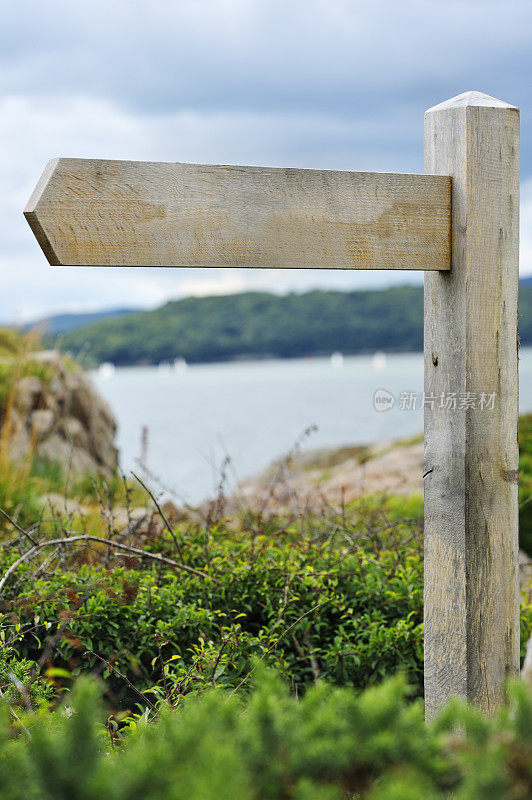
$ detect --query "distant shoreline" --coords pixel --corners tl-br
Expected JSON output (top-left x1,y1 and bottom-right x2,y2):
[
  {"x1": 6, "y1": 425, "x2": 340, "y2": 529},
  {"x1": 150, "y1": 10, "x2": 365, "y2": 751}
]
[
  {"x1": 89, "y1": 347, "x2": 424, "y2": 370},
  {"x1": 88, "y1": 343, "x2": 532, "y2": 370}
]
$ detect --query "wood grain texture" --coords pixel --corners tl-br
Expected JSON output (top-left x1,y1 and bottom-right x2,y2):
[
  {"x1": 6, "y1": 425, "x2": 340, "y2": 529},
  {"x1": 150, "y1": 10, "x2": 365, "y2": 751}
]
[
  {"x1": 24, "y1": 159, "x2": 451, "y2": 270},
  {"x1": 423, "y1": 91, "x2": 520, "y2": 718}
]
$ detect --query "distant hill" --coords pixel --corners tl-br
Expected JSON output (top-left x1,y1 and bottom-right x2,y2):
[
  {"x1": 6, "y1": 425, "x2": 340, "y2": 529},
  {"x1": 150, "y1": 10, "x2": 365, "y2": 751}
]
[
  {"x1": 28, "y1": 308, "x2": 140, "y2": 336},
  {"x1": 53, "y1": 283, "x2": 532, "y2": 367}
]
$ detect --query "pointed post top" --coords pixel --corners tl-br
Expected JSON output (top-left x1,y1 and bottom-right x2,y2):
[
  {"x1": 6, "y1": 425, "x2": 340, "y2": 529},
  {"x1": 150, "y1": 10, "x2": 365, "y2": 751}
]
[{"x1": 426, "y1": 90, "x2": 518, "y2": 114}]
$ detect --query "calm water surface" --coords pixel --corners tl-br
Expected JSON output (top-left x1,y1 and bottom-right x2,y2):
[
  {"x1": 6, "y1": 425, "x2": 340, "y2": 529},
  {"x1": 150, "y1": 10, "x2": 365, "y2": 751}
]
[{"x1": 91, "y1": 348, "x2": 532, "y2": 504}]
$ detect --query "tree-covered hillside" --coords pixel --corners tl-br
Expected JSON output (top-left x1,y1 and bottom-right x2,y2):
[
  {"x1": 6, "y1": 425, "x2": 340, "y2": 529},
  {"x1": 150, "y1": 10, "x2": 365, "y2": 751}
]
[{"x1": 53, "y1": 284, "x2": 532, "y2": 366}]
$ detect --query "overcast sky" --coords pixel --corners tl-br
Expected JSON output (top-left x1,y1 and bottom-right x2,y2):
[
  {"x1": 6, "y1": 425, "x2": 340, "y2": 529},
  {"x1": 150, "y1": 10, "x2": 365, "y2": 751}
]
[{"x1": 1, "y1": 0, "x2": 532, "y2": 322}]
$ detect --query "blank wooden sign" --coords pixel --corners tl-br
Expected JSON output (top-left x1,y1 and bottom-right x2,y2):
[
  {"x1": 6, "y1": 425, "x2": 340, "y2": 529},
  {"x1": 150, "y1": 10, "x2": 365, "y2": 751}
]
[{"x1": 25, "y1": 158, "x2": 451, "y2": 270}]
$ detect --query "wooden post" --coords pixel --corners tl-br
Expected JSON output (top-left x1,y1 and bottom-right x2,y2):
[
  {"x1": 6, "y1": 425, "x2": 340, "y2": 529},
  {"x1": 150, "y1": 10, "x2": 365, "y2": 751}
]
[{"x1": 424, "y1": 92, "x2": 520, "y2": 718}]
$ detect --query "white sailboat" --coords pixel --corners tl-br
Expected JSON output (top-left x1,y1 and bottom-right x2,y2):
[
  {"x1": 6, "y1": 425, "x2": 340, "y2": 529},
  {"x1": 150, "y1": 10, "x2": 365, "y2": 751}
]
[
  {"x1": 330, "y1": 351, "x2": 344, "y2": 369},
  {"x1": 98, "y1": 362, "x2": 115, "y2": 379},
  {"x1": 371, "y1": 351, "x2": 387, "y2": 373},
  {"x1": 174, "y1": 357, "x2": 188, "y2": 374}
]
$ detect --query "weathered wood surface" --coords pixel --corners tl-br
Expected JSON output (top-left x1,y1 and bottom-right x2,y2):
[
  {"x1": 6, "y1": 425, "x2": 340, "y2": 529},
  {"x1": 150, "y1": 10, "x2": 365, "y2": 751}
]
[
  {"x1": 423, "y1": 91, "x2": 520, "y2": 718},
  {"x1": 25, "y1": 158, "x2": 451, "y2": 270}
]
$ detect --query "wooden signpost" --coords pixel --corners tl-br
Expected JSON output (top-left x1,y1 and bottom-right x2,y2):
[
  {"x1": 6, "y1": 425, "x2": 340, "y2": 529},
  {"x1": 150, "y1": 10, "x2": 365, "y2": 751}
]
[{"x1": 24, "y1": 91, "x2": 520, "y2": 718}]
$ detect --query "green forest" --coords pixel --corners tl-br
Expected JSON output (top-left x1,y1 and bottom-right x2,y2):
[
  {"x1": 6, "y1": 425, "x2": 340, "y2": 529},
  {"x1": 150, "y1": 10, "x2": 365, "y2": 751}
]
[
  {"x1": 50, "y1": 286, "x2": 416, "y2": 365},
  {"x1": 52, "y1": 283, "x2": 532, "y2": 367}
]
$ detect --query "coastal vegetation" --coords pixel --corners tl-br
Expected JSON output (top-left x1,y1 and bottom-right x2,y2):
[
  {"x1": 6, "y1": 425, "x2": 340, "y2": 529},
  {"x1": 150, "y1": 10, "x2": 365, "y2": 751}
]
[{"x1": 0, "y1": 328, "x2": 531, "y2": 798}]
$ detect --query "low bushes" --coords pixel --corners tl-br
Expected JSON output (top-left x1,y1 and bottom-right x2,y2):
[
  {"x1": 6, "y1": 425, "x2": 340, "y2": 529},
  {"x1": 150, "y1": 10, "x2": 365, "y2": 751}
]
[
  {"x1": 2, "y1": 499, "x2": 531, "y2": 711},
  {"x1": 1, "y1": 669, "x2": 531, "y2": 800},
  {"x1": 1, "y1": 504, "x2": 427, "y2": 707}
]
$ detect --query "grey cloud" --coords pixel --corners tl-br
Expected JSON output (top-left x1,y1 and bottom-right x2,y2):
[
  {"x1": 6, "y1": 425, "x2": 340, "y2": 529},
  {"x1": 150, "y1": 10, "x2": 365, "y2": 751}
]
[
  {"x1": 1, "y1": 1, "x2": 531, "y2": 174},
  {"x1": 1, "y1": 0, "x2": 532, "y2": 319},
  {"x1": 2, "y1": 1, "x2": 530, "y2": 115}
]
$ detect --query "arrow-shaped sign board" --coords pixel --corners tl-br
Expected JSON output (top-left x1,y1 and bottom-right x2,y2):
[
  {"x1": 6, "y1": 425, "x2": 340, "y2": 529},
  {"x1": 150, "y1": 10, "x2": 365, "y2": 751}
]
[{"x1": 24, "y1": 158, "x2": 450, "y2": 270}]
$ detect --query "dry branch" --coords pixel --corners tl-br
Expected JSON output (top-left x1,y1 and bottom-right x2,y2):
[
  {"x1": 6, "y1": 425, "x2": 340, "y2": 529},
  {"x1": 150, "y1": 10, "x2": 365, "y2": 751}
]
[{"x1": 0, "y1": 532, "x2": 209, "y2": 593}]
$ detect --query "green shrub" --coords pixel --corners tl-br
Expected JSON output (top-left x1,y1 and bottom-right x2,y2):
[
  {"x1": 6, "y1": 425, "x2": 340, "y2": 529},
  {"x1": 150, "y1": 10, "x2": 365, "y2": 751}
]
[
  {"x1": 520, "y1": 413, "x2": 532, "y2": 555},
  {"x1": 3, "y1": 509, "x2": 531, "y2": 711},
  {"x1": 0, "y1": 641, "x2": 53, "y2": 709},
  {"x1": 2, "y1": 512, "x2": 425, "y2": 707},
  {"x1": 1, "y1": 670, "x2": 531, "y2": 799}
]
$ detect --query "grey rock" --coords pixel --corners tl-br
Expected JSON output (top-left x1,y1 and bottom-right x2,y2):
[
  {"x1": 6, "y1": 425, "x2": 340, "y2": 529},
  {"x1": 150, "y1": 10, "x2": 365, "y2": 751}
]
[
  {"x1": 16, "y1": 376, "x2": 43, "y2": 413},
  {"x1": 226, "y1": 438, "x2": 424, "y2": 516},
  {"x1": 58, "y1": 416, "x2": 89, "y2": 449},
  {"x1": 522, "y1": 636, "x2": 532, "y2": 688},
  {"x1": 2, "y1": 351, "x2": 118, "y2": 476},
  {"x1": 30, "y1": 409, "x2": 55, "y2": 439}
]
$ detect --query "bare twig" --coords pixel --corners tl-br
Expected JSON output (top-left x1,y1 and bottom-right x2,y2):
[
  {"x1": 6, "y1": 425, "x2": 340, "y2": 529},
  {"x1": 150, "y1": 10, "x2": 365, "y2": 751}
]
[
  {"x1": 258, "y1": 424, "x2": 318, "y2": 517},
  {"x1": 289, "y1": 632, "x2": 320, "y2": 683},
  {"x1": 155, "y1": 636, "x2": 169, "y2": 700},
  {"x1": 303, "y1": 630, "x2": 320, "y2": 682},
  {"x1": 132, "y1": 472, "x2": 185, "y2": 560},
  {"x1": 0, "y1": 533, "x2": 210, "y2": 593},
  {"x1": 210, "y1": 629, "x2": 236, "y2": 686},
  {"x1": 0, "y1": 508, "x2": 38, "y2": 547},
  {"x1": 85, "y1": 650, "x2": 157, "y2": 712}
]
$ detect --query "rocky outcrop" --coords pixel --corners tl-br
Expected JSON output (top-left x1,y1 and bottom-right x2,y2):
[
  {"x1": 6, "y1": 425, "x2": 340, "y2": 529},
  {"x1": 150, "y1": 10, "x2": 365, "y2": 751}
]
[
  {"x1": 230, "y1": 438, "x2": 532, "y2": 592},
  {"x1": 4, "y1": 351, "x2": 118, "y2": 475},
  {"x1": 522, "y1": 635, "x2": 532, "y2": 688},
  {"x1": 231, "y1": 438, "x2": 425, "y2": 516}
]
